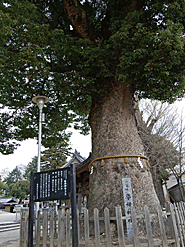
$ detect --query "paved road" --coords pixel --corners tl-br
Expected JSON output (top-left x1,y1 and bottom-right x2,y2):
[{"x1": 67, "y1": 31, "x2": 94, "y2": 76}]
[
  {"x1": 0, "y1": 210, "x2": 20, "y2": 222},
  {"x1": 0, "y1": 229, "x2": 19, "y2": 246},
  {"x1": 0, "y1": 211, "x2": 20, "y2": 246}
]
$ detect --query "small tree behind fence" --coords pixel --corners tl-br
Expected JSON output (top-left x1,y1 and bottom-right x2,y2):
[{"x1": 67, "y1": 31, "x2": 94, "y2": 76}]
[{"x1": 20, "y1": 202, "x2": 184, "y2": 247}]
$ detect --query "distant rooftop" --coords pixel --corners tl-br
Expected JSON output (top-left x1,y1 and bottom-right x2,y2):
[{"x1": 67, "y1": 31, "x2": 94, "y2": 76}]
[
  {"x1": 0, "y1": 197, "x2": 18, "y2": 204},
  {"x1": 63, "y1": 149, "x2": 92, "y2": 171},
  {"x1": 63, "y1": 149, "x2": 86, "y2": 168}
]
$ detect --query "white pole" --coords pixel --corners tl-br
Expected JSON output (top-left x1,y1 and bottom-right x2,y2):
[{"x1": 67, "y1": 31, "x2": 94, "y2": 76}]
[
  {"x1": 36, "y1": 107, "x2": 43, "y2": 214},
  {"x1": 32, "y1": 96, "x2": 48, "y2": 211},
  {"x1": 32, "y1": 95, "x2": 49, "y2": 236},
  {"x1": 37, "y1": 108, "x2": 42, "y2": 173}
]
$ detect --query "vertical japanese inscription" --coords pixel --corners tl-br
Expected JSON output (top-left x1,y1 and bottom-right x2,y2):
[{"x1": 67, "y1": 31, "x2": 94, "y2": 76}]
[
  {"x1": 40, "y1": 174, "x2": 43, "y2": 198},
  {"x1": 33, "y1": 167, "x2": 70, "y2": 202},
  {"x1": 48, "y1": 174, "x2": 50, "y2": 197},
  {"x1": 122, "y1": 178, "x2": 133, "y2": 237}
]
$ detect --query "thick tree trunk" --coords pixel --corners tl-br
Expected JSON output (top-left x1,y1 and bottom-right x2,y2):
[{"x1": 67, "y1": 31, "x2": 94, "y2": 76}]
[{"x1": 88, "y1": 82, "x2": 159, "y2": 217}]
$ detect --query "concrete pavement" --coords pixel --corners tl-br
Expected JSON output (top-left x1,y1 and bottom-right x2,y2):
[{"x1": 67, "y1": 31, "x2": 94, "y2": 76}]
[
  {"x1": 0, "y1": 210, "x2": 20, "y2": 222},
  {"x1": 0, "y1": 210, "x2": 20, "y2": 246},
  {"x1": 0, "y1": 239, "x2": 19, "y2": 247},
  {"x1": 0, "y1": 229, "x2": 19, "y2": 246}
]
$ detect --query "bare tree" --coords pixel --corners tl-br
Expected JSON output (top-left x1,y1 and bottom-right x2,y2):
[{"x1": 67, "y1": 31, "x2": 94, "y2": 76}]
[
  {"x1": 135, "y1": 99, "x2": 182, "y2": 205},
  {"x1": 169, "y1": 110, "x2": 185, "y2": 201},
  {"x1": 0, "y1": 168, "x2": 10, "y2": 181}
]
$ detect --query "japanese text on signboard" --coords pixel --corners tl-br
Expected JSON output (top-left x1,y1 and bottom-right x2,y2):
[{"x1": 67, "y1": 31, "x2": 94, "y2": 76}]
[{"x1": 33, "y1": 168, "x2": 70, "y2": 202}]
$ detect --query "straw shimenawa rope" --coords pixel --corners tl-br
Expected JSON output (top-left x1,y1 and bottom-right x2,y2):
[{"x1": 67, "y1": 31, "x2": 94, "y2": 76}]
[{"x1": 89, "y1": 154, "x2": 150, "y2": 171}]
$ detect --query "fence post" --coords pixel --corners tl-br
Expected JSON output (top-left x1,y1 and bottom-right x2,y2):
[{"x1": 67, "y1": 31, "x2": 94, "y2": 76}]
[
  {"x1": 165, "y1": 202, "x2": 175, "y2": 238},
  {"x1": 58, "y1": 209, "x2": 66, "y2": 247},
  {"x1": 144, "y1": 205, "x2": 154, "y2": 247},
  {"x1": 170, "y1": 204, "x2": 180, "y2": 247},
  {"x1": 43, "y1": 209, "x2": 48, "y2": 246},
  {"x1": 157, "y1": 205, "x2": 168, "y2": 247},
  {"x1": 131, "y1": 206, "x2": 140, "y2": 247},
  {"x1": 104, "y1": 207, "x2": 112, "y2": 247},
  {"x1": 176, "y1": 202, "x2": 185, "y2": 242},
  {"x1": 178, "y1": 202, "x2": 185, "y2": 225},
  {"x1": 116, "y1": 206, "x2": 125, "y2": 247},
  {"x1": 50, "y1": 210, "x2": 54, "y2": 247},
  {"x1": 78, "y1": 193, "x2": 82, "y2": 215},
  {"x1": 24, "y1": 209, "x2": 29, "y2": 247},
  {"x1": 94, "y1": 208, "x2": 101, "y2": 247},
  {"x1": 77, "y1": 209, "x2": 80, "y2": 243},
  {"x1": 20, "y1": 209, "x2": 29, "y2": 247},
  {"x1": 84, "y1": 208, "x2": 90, "y2": 247},
  {"x1": 66, "y1": 209, "x2": 71, "y2": 247},
  {"x1": 180, "y1": 202, "x2": 185, "y2": 225},
  {"x1": 20, "y1": 209, "x2": 23, "y2": 247},
  {"x1": 174, "y1": 204, "x2": 184, "y2": 246}
]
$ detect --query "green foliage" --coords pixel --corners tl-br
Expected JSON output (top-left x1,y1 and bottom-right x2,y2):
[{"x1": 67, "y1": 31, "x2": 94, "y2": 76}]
[
  {"x1": 1, "y1": 0, "x2": 185, "y2": 153},
  {"x1": 0, "y1": 181, "x2": 8, "y2": 195},
  {"x1": 23, "y1": 141, "x2": 71, "y2": 179},
  {"x1": 3, "y1": 166, "x2": 22, "y2": 186},
  {"x1": 23, "y1": 156, "x2": 37, "y2": 180},
  {"x1": 9, "y1": 180, "x2": 30, "y2": 199},
  {"x1": 41, "y1": 142, "x2": 72, "y2": 170},
  {"x1": 158, "y1": 169, "x2": 170, "y2": 181}
]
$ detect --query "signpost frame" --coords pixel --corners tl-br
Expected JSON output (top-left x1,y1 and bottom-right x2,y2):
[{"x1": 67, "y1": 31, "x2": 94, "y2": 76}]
[{"x1": 28, "y1": 164, "x2": 78, "y2": 247}]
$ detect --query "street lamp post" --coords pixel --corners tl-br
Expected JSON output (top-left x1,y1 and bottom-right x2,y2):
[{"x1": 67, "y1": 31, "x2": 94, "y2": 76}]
[{"x1": 32, "y1": 95, "x2": 49, "y2": 212}]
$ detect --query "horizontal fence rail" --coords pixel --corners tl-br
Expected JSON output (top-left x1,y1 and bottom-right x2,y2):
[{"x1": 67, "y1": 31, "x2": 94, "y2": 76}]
[{"x1": 20, "y1": 202, "x2": 184, "y2": 247}]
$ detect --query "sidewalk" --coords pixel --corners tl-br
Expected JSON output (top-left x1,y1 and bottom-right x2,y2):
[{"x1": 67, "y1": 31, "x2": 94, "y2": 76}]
[
  {"x1": 0, "y1": 210, "x2": 20, "y2": 246},
  {"x1": 0, "y1": 239, "x2": 19, "y2": 247}
]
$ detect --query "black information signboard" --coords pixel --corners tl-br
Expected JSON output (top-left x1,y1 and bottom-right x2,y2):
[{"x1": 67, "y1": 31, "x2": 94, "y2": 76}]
[
  {"x1": 33, "y1": 167, "x2": 70, "y2": 202},
  {"x1": 28, "y1": 165, "x2": 78, "y2": 247}
]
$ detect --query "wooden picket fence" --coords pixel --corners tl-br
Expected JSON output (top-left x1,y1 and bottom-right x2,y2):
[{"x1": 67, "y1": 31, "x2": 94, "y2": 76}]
[
  {"x1": 173, "y1": 202, "x2": 185, "y2": 246},
  {"x1": 20, "y1": 203, "x2": 183, "y2": 247}
]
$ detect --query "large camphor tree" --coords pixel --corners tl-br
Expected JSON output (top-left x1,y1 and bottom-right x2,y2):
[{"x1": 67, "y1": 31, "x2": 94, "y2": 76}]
[{"x1": 1, "y1": 0, "x2": 185, "y2": 215}]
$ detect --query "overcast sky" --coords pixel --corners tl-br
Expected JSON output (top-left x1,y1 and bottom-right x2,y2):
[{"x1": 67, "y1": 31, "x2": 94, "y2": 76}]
[
  {"x1": 0, "y1": 98, "x2": 184, "y2": 174},
  {"x1": 0, "y1": 131, "x2": 91, "y2": 173}
]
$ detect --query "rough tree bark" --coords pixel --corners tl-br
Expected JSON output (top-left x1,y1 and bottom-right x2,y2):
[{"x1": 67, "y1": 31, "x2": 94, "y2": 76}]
[
  {"x1": 88, "y1": 82, "x2": 159, "y2": 216},
  {"x1": 134, "y1": 101, "x2": 167, "y2": 207}
]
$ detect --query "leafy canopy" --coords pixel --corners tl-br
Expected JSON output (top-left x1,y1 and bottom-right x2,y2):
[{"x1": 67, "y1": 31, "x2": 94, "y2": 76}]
[
  {"x1": 23, "y1": 141, "x2": 71, "y2": 179},
  {"x1": 9, "y1": 180, "x2": 30, "y2": 199},
  {"x1": 1, "y1": 0, "x2": 185, "y2": 153},
  {"x1": 3, "y1": 166, "x2": 22, "y2": 186},
  {"x1": 0, "y1": 181, "x2": 8, "y2": 195}
]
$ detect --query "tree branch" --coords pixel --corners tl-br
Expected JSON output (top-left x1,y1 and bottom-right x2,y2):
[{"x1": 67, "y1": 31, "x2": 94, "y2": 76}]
[{"x1": 62, "y1": 0, "x2": 90, "y2": 39}]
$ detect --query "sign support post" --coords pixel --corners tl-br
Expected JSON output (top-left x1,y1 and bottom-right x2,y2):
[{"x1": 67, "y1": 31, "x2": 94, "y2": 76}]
[
  {"x1": 28, "y1": 172, "x2": 34, "y2": 247},
  {"x1": 70, "y1": 164, "x2": 78, "y2": 247}
]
